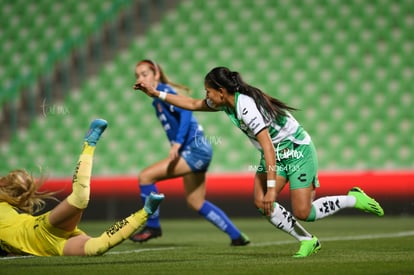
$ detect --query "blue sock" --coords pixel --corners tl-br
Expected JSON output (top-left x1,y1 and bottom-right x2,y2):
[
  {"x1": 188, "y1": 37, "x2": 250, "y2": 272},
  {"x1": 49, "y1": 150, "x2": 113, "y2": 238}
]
[
  {"x1": 140, "y1": 184, "x2": 160, "y2": 228},
  {"x1": 198, "y1": 201, "x2": 241, "y2": 240}
]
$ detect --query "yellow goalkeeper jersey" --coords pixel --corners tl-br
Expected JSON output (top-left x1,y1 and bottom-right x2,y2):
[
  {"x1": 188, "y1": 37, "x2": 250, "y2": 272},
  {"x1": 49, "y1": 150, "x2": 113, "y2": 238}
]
[{"x1": 0, "y1": 202, "x2": 84, "y2": 256}]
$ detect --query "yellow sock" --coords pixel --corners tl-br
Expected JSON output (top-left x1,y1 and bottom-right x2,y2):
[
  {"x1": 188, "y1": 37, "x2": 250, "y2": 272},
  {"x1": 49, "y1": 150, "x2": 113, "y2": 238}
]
[
  {"x1": 82, "y1": 142, "x2": 96, "y2": 155},
  {"x1": 84, "y1": 209, "x2": 148, "y2": 256},
  {"x1": 67, "y1": 144, "x2": 94, "y2": 209}
]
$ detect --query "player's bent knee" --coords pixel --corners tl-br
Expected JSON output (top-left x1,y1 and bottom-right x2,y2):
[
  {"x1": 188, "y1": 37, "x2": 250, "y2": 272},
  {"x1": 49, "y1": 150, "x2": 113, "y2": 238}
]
[
  {"x1": 293, "y1": 208, "x2": 311, "y2": 221},
  {"x1": 138, "y1": 172, "x2": 155, "y2": 185}
]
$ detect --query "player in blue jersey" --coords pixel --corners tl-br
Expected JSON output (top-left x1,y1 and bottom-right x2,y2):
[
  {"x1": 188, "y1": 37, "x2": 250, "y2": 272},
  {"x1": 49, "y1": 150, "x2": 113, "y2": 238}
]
[
  {"x1": 129, "y1": 60, "x2": 249, "y2": 246},
  {"x1": 0, "y1": 119, "x2": 164, "y2": 256},
  {"x1": 135, "y1": 66, "x2": 384, "y2": 257}
]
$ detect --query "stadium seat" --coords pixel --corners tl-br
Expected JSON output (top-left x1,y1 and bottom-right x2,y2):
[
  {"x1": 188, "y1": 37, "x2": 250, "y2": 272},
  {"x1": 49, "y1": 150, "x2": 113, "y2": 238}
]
[{"x1": 1, "y1": 0, "x2": 413, "y2": 175}]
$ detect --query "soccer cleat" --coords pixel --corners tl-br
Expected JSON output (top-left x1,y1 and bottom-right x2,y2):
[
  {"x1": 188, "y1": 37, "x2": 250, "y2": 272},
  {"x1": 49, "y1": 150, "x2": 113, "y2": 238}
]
[
  {"x1": 84, "y1": 119, "x2": 108, "y2": 146},
  {"x1": 143, "y1": 192, "x2": 165, "y2": 215},
  {"x1": 348, "y1": 187, "x2": 384, "y2": 217},
  {"x1": 293, "y1": 236, "x2": 321, "y2": 258},
  {"x1": 231, "y1": 232, "x2": 250, "y2": 246},
  {"x1": 130, "y1": 226, "x2": 162, "y2": 243}
]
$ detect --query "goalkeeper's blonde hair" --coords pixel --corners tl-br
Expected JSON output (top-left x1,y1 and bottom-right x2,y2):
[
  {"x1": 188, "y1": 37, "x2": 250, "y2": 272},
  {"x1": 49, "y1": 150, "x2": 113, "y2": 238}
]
[{"x1": 0, "y1": 169, "x2": 56, "y2": 214}]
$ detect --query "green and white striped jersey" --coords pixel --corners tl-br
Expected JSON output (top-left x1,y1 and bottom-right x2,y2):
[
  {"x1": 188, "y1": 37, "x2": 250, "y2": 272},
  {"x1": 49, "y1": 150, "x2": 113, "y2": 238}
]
[{"x1": 206, "y1": 92, "x2": 310, "y2": 151}]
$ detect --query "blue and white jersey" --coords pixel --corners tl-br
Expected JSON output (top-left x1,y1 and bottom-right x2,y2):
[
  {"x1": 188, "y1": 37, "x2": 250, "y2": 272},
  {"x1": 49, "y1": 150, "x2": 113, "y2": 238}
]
[{"x1": 152, "y1": 83, "x2": 202, "y2": 149}]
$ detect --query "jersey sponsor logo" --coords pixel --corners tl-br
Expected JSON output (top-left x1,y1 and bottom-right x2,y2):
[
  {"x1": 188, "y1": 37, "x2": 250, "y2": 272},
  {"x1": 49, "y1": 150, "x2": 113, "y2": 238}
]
[{"x1": 297, "y1": 173, "x2": 307, "y2": 182}]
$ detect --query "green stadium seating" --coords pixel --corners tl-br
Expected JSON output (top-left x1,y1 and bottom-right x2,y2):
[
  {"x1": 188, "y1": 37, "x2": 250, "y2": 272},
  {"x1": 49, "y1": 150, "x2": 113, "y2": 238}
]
[
  {"x1": 1, "y1": 0, "x2": 413, "y2": 176},
  {"x1": 0, "y1": 0, "x2": 134, "y2": 105}
]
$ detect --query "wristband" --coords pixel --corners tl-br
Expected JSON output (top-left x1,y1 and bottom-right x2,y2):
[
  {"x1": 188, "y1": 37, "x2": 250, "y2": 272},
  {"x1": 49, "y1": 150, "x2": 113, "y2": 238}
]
[
  {"x1": 158, "y1": 91, "x2": 167, "y2": 100},
  {"x1": 267, "y1": 179, "x2": 276, "y2": 188}
]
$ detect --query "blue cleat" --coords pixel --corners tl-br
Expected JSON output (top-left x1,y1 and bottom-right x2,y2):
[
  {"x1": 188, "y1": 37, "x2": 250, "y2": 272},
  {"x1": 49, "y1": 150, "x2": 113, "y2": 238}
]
[
  {"x1": 143, "y1": 192, "x2": 165, "y2": 215},
  {"x1": 84, "y1": 119, "x2": 108, "y2": 146}
]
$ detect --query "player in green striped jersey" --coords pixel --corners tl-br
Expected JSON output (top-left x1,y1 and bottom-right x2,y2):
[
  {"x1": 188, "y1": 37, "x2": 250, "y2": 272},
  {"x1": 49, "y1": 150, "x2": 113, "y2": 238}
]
[{"x1": 136, "y1": 66, "x2": 384, "y2": 258}]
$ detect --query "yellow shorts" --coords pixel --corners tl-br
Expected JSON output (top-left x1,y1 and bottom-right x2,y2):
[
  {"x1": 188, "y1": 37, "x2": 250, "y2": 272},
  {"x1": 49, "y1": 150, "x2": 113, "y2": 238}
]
[
  {"x1": 30, "y1": 212, "x2": 85, "y2": 255},
  {"x1": 2, "y1": 211, "x2": 86, "y2": 256}
]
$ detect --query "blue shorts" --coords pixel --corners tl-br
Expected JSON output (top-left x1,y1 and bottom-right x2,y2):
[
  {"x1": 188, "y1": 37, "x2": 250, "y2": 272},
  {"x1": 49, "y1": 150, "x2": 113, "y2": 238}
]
[{"x1": 180, "y1": 137, "x2": 212, "y2": 172}]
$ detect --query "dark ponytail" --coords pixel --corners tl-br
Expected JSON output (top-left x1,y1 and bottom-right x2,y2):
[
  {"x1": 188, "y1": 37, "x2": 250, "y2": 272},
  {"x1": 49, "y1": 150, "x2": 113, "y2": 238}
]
[{"x1": 204, "y1": 67, "x2": 296, "y2": 122}]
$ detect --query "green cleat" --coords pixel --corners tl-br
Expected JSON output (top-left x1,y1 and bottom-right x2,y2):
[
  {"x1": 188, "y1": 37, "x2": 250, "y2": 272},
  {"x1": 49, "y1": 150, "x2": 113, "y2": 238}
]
[
  {"x1": 293, "y1": 236, "x2": 321, "y2": 258},
  {"x1": 348, "y1": 187, "x2": 384, "y2": 217},
  {"x1": 143, "y1": 193, "x2": 165, "y2": 215}
]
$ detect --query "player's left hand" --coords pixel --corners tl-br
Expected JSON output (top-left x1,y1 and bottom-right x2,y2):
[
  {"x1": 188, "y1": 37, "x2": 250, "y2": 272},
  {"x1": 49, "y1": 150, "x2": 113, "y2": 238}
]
[{"x1": 169, "y1": 143, "x2": 181, "y2": 161}]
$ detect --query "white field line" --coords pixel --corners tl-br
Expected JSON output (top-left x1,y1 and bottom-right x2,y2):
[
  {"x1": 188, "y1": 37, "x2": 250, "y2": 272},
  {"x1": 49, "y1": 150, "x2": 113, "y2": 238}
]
[
  {"x1": 0, "y1": 247, "x2": 177, "y2": 260},
  {"x1": 1, "y1": 230, "x2": 413, "y2": 260},
  {"x1": 107, "y1": 246, "x2": 177, "y2": 255},
  {"x1": 250, "y1": 230, "x2": 414, "y2": 247},
  {"x1": 0, "y1": 255, "x2": 34, "y2": 260}
]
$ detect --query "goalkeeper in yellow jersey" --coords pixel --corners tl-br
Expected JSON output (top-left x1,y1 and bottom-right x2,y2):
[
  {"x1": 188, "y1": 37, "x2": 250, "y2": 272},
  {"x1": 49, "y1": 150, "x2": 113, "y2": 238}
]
[{"x1": 0, "y1": 119, "x2": 164, "y2": 256}]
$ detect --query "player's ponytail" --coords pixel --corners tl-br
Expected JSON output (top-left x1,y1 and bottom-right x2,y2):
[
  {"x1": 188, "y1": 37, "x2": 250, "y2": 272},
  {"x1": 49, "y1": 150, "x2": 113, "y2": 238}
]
[
  {"x1": 137, "y1": 60, "x2": 192, "y2": 95},
  {"x1": 204, "y1": 67, "x2": 296, "y2": 122}
]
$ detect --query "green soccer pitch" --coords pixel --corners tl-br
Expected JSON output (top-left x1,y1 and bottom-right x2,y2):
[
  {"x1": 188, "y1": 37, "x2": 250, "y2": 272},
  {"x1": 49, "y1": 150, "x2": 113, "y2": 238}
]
[{"x1": 2, "y1": 216, "x2": 413, "y2": 275}]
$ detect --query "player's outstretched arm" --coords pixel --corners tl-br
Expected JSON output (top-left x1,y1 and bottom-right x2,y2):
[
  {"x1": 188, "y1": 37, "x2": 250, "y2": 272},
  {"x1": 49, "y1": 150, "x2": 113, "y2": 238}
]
[{"x1": 134, "y1": 81, "x2": 212, "y2": 111}]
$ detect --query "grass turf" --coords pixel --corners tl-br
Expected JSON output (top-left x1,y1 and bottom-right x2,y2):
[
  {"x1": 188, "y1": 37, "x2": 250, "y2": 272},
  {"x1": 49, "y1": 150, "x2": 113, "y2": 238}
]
[{"x1": 1, "y1": 216, "x2": 413, "y2": 275}]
